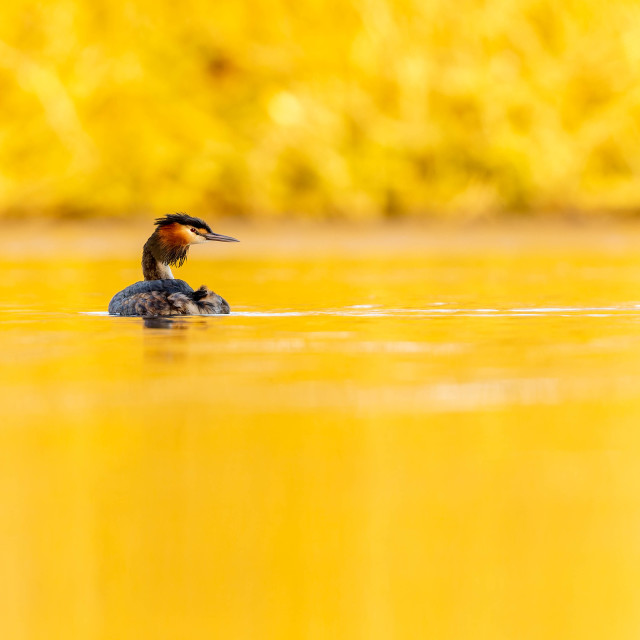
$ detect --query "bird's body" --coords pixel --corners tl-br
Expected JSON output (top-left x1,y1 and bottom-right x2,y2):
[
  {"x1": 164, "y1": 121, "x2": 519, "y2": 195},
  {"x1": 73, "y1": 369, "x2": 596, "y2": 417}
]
[
  {"x1": 109, "y1": 213, "x2": 238, "y2": 317},
  {"x1": 108, "y1": 279, "x2": 230, "y2": 316}
]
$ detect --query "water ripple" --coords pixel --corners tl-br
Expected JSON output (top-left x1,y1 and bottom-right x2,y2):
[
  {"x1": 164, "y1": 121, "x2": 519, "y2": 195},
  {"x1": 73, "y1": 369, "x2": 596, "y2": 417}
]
[{"x1": 82, "y1": 304, "x2": 640, "y2": 318}]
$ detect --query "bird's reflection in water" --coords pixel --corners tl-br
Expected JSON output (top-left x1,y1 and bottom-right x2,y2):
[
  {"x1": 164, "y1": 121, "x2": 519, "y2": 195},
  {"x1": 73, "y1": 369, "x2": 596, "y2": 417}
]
[
  {"x1": 143, "y1": 316, "x2": 180, "y2": 330},
  {"x1": 143, "y1": 316, "x2": 210, "y2": 330},
  {"x1": 142, "y1": 316, "x2": 209, "y2": 363}
]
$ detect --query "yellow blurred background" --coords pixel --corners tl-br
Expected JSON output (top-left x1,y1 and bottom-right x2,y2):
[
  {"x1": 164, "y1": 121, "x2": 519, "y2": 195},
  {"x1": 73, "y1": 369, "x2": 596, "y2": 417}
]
[
  {"x1": 3, "y1": 0, "x2": 640, "y2": 220},
  {"x1": 7, "y1": 3, "x2": 640, "y2": 639}
]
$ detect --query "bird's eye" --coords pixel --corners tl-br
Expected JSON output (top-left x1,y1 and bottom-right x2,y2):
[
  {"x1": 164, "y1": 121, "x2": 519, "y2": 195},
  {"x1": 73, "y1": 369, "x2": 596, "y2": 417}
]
[{"x1": 190, "y1": 228, "x2": 196, "y2": 233}]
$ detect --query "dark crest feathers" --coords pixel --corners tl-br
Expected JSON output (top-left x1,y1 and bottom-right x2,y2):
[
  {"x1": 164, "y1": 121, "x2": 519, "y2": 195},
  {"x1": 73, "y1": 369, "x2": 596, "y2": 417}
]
[{"x1": 154, "y1": 213, "x2": 213, "y2": 233}]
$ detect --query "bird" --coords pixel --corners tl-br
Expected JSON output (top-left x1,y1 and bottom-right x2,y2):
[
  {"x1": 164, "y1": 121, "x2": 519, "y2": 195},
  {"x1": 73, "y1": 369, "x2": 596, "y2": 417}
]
[{"x1": 109, "y1": 213, "x2": 238, "y2": 316}]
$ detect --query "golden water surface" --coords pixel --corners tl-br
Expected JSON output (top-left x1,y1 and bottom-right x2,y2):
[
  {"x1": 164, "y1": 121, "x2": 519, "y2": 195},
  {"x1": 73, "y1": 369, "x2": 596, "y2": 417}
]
[{"x1": 3, "y1": 222, "x2": 640, "y2": 640}]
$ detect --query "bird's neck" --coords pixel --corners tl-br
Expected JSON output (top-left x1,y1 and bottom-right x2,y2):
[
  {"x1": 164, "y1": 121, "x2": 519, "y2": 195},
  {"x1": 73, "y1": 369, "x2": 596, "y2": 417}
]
[{"x1": 142, "y1": 237, "x2": 175, "y2": 280}]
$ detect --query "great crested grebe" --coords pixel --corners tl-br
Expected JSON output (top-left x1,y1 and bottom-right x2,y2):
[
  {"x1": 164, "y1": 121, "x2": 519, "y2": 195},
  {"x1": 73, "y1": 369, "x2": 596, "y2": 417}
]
[{"x1": 108, "y1": 213, "x2": 238, "y2": 316}]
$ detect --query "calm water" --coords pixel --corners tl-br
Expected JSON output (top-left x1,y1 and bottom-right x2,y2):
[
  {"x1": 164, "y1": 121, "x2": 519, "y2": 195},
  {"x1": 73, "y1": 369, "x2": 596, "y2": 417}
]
[{"x1": 3, "y1": 223, "x2": 640, "y2": 639}]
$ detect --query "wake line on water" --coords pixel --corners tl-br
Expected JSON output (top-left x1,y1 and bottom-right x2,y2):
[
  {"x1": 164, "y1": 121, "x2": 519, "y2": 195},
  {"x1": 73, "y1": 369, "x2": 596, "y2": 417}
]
[{"x1": 82, "y1": 304, "x2": 640, "y2": 318}]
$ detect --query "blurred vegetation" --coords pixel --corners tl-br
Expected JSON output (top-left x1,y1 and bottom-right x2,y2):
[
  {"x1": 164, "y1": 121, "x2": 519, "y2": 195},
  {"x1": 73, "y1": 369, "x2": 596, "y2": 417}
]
[{"x1": 3, "y1": 0, "x2": 640, "y2": 220}]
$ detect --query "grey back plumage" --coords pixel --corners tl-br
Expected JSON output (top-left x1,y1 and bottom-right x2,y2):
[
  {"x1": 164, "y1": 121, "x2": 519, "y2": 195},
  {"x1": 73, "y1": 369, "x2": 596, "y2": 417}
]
[
  {"x1": 109, "y1": 279, "x2": 230, "y2": 316},
  {"x1": 108, "y1": 279, "x2": 193, "y2": 314}
]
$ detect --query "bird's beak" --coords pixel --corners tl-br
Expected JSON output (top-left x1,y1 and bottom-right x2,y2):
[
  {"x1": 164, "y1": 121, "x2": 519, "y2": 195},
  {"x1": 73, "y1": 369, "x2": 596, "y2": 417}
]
[{"x1": 203, "y1": 232, "x2": 239, "y2": 242}]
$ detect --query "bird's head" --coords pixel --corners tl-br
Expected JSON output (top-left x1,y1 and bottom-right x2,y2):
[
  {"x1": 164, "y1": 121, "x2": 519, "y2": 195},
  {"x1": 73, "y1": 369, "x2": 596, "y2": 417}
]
[{"x1": 149, "y1": 213, "x2": 238, "y2": 266}]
